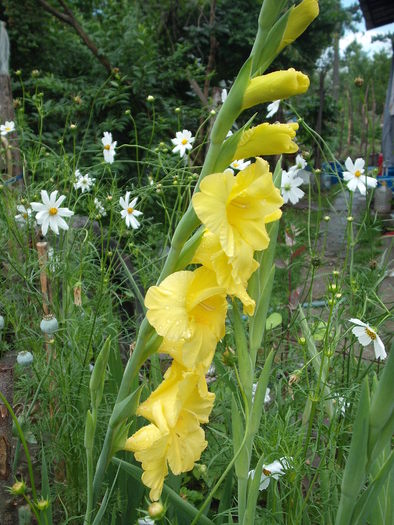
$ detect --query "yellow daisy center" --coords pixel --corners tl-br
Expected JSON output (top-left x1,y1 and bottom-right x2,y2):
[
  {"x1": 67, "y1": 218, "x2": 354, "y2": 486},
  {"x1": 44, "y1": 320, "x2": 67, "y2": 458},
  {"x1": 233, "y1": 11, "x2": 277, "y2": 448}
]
[
  {"x1": 355, "y1": 170, "x2": 361, "y2": 177},
  {"x1": 127, "y1": 207, "x2": 134, "y2": 214},
  {"x1": 23, "y1": 213, "x2": 28, "y2": 219},
  {"x1": 365, "y1": 327, "x2": 376, "y2": 340},
  {"x1": 49, "y1": 207, "x2": 58, "y2": 216},
  {"x1": 181, "y1": 138, "x2": 188, "y2": 145},
  {"x1": 6, "y1": 126, "x2": 11, "y2": 132},
  {"x1": 104, "y1": 144, "x2": 111, "y2": 150}
]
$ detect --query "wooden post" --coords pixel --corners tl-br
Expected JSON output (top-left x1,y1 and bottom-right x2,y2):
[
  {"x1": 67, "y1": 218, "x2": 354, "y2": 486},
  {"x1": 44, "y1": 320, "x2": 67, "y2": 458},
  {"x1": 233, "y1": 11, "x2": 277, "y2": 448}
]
[{"x1": 36, "y1": 242, "x2": 51, "y2": 315}]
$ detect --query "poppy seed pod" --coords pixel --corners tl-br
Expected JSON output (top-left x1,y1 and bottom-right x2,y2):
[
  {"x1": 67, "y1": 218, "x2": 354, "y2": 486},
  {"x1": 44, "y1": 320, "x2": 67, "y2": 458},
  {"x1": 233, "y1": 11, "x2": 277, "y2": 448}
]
[{"x1": 40, "y1": 314, "x2": 58, "y2": 334}]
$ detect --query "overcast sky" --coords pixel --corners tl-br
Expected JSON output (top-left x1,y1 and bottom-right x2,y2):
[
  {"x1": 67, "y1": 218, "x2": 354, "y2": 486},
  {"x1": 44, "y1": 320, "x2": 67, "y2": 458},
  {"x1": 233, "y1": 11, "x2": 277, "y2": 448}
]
[{"x1": 340, "y1": 0, "x2": 393, "y2": 55}]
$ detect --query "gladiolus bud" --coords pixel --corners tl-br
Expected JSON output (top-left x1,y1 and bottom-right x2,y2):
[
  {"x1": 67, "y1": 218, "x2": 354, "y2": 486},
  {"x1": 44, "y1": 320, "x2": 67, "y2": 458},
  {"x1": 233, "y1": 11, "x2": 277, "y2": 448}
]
[
  {"x1": 233, "y1": 122, "x2": 299, "y2": 160},
  {"x1": 278, "y1": 0, "x2": 319, "y2": 52},
  {"x1": 242, "y1": 69, "x2": 310, "y2": 110}
]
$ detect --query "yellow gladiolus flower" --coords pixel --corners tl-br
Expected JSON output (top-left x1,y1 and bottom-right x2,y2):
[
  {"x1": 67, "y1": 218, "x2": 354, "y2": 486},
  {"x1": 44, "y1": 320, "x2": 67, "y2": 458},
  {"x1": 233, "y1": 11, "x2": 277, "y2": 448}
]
[
  {"x1": 125, "y1": 362, "x2": 214, "y2": 500},
  {"x1": 192, "y1": 158, "x2": 283, "y2": 262},
  {"x1": 234, "y1": 122, "x2": 299, "y2": 159},
  {"x1": 242, "y1": 69, "x2": 310, "y2": 110},
  {"x1": 193, "y1": 230, "x2": 258, "y2": 316},
  {"x1": 278, "y1": 0, "x2": 319, "y2": 52},
  {"x1": 145, "y1": 267, "x2": 227, "y2": 370}
]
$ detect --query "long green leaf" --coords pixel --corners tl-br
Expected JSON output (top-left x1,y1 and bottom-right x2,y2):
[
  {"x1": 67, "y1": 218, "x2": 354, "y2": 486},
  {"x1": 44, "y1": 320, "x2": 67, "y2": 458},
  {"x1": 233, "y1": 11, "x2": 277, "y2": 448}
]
[
  {"x1": 351, "y1": 450, "x2": 394, "y2": 525},
  {"x1": 335, "y1": 378, "x2": 370, "y2": 525}
]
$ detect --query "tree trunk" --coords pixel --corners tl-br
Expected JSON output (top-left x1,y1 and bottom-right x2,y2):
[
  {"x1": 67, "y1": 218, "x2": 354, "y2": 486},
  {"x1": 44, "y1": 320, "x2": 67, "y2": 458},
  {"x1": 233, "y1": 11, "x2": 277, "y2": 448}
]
[{"x1": 0, "y1": 353, "x2": 17, "y2": 525}]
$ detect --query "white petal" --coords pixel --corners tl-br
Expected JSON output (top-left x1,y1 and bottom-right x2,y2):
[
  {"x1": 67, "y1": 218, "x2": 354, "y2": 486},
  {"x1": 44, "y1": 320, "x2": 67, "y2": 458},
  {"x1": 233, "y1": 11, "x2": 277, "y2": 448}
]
[
  {"x1": 130, "y1": 197, "x2": 138, "y2": 208},
  {"x1": 349, "y1": 318, "x2": 367, "y2": 327},
  {"x1": 56, "y1": 216, "x2": 69, "y2": 231},
  {"x1": 133, "y1": 209, "x2": 143, "y2": 217},
  {"x1": 50, "y1": 217, "x2": 59, "y2": 235},
  {"x1": 365, "y1": 176, "x2": 377, "y2": 188},
  {"x1": 373, "y1": 336, "x2": 387, "y2": 360},
  {"x1": 344, "y1": 157, "x2": 355, "y2": 172},
  {"x1": 354, "y1": 158, "x2": 365, "y2": 171},
  {"x1": 49, "y1": 191, "x2": 59, "y2": 205},
  {"x1": 347, "y1": 179, "x2": 358, "y2": 192},
  {"x1": 31, "y1": 202, "x2": 46, "y2": 212},
  {"x1": 41, "y1": 217, "x2": 49, "y2": 236},
  {"x1": 55, "y1": 194, "x2": 66, "y2": 208},
  {"x1": 57, "y1": 207, "x2": 74, "y2": 217},
  {"x1": 129, "y1": 215, "x2": 140, "y2": 229},
  {"x1": 35, "y1": 210, "x2": 48, "y2": 222}
]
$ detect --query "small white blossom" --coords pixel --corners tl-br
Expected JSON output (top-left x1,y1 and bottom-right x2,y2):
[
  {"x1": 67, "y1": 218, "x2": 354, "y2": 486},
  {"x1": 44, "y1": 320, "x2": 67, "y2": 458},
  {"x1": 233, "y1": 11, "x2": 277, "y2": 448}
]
[
  {"x1": 0, "y1": 120, "x2": 15, "y2": 135},
  {"x1": 281, "y1": 170, "x2": 305, "y2": 205},
  {"x1": 337, "y1": 396, "x2": 350, "y2": 416},
  {"x1": 31, "y1": 190, "x2": 74, "y2": 236},
  {"x1": 249, "y1": 457, "x2": 291, "y2": 491},
  {"x1": 230, "y1": 159, "x2": 251, "y2": 171},
  {"x1": 94, "y1": 197, "x2": 106, "y2": 217},
  {"x1": 266, "y1": 100, "x2": 280, "y2": 119},
  {"x1": 171, "y1": 129, "x2": 195, "y2": 157},
  {"x1": 15, "y1": 204, "x2": 34, "y2": 225},
  {"x1": 119, "y1": 192, "x2": 143, "y2": 229},
  {"x1": 74, "y1": 170, "x2": 95, "y2": 193},
  {"x1": 138, "y1": 518, "x2": 154, "y2": 525},
  {"x1": 221, "y1": 88, "x2": 228, "y2": 103},
  {"x1": 291, "y1": 154, "x2": 307, "y2": 172},
  {"x1": 101, "y1": 132, "x2": 117, "y2": 164},
  {"x1": 349, "y1": 318, "x2": 386, "y2": 360},
  {"x1": 343, "y1": 157, "x2": 377, "y2": 195}
]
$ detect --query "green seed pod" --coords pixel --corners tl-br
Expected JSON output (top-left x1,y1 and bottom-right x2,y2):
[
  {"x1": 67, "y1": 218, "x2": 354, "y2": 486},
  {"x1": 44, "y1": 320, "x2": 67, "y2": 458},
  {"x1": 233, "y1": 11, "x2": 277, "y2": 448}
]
[{"x1": 40, "y1": 315, "x2": 58, "y2": 334}]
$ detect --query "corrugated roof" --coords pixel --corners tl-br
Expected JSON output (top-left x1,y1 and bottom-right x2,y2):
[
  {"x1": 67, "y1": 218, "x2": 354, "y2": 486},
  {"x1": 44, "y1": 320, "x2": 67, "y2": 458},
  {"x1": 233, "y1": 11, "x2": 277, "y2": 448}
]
[{"x1": 359, "y1": 0, "x2": 394, "y2": 29}]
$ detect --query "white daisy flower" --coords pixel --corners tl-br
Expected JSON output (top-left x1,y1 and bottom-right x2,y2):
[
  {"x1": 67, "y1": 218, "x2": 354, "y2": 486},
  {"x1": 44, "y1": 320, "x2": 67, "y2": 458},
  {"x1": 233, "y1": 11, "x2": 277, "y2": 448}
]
[
  {"x1": 31, "y1": 190, "x2": 74, "y2": 236},
  {"x1": 15, "y1": 204, "x2": 34, "y2": 225},
  {"x1": 101, "y1": 132, "x2": 117, "y2": 164},
  {"x1": 252, "y1": 383, "x2": 271, "y2": 404},
  {"x1": 249, "y1": 457, "x2": 291, "y2": 491},
  {"x1": 94, "y1": 197, "x2": 107, "y2": 217},
  {"x1": 266, "y1": 100, "x2": 280, "y2": 119},
  {"x1": 74, "y1": 171, "x2": 95, "y2": 193},
  {"x1": 171, "y1": 129, "x2": 195, "y2": 157},
  {"x1": 343, "y1": 157, "x2": 377, "y2": 195},
  {"x1": 119, "y1": 192, "x2": 143, "y2": 229},
  {"x1": 349, "y1": 318, "x2": 386, "y2": 360},
  {"x1": 0, "y1": 120, "x2": 15, "y2": 135},
  {"x1": 281, "y1": 170, "x2": 305, "y2": 205},
  {"x1": 230, "y1": 159, "x2": 251, "y2": 171}
]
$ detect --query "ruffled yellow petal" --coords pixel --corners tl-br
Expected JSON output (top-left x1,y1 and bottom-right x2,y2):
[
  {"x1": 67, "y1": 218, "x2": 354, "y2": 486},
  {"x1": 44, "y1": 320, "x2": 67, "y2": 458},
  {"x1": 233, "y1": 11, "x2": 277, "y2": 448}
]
[
  {"x1": 242, "y1": 69, "x2": 310, "y2": 110},
  {"x1": 234, "y1": 122, "x2": 299, "y2": 159},
  {"x1": 124, "y1": 423, "x2": 169, "y2": 502},
  {"x1": 167, "y1": 413, "x2": 207, "y2": 474},
  {"x1": 145, "y1": 268, "x2": 227, "y2": 364},
  {"x1": 137, "y1": 362, "x2": 215, "y2": 428},
  {"x1": 193, "y1": 159, "x2": 283, "y2": 261},
  {"x1": 193, "y1": 230, "x2": 257, "y2": 315},
  {"x1": 278, "y1": 0, "x2": 319, "y2": 52},
  {"x1": 193, "y1": 171, "x2": 236, "y2": 255},
  {"x1": 145, "y1": 271, "x2": 194, "y2": 340}
]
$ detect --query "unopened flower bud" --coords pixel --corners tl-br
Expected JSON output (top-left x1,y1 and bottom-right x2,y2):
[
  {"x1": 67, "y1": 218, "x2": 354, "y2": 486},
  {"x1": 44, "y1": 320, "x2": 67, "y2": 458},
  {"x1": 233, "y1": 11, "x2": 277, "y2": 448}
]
[
  {"x1": 323, "y1": 215, "x2": 330, "y2": 222},
  {"x1": 354, "y1": 76, "x2": 364, "y2": 87},
  {"x1": 147, "y1": 95, "x2": 155, "y2": 102},
  {"x1": 347, "y1": 216, "x2": 353, "y2": 222},
  {"x1": 69, "y1": 123, "x2": 77, "y2": 130},
  {"x1": 210, "y1": 109, "x2": 216, "y2": 116},
  {"x1": 298, "y1": 337, "x2": 306, "y2": 345},
  {"x1": 10, "y1": 480, "x2": 26, "y2": 495},
  {"x1": 174, "y1": 107, "x2": 181, "y2": 113},
  {"x1": 36, "y1": 498, "x2": 49, "y2": 511},
  {"x1": 148, "y1": 501, "x2": 165, "y2": 518},
  {"x1": 31, "y1": 69, "x2": 39, "y2": 77},
  {"x1": 125, "y1": 109, "x2": 131, "y2": 115}
]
